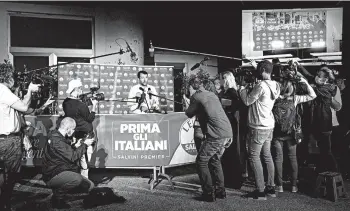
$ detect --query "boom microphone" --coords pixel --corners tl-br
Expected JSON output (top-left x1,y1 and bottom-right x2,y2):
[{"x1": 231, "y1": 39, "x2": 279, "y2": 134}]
[{"x1": 190, "y1": 63, "x2": 201, "y2": 71}]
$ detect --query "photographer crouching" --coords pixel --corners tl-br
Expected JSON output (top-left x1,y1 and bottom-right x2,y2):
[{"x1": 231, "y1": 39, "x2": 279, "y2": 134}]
[
  {"x1": 0, "y1": 60, "x2": 40, "y2": 210},
  {"x1": 42, "y1": 117, "x2": 95, "y2": 209},
  {"x1": 60, "y1": 78, "x2": 98, "y2": 179}
]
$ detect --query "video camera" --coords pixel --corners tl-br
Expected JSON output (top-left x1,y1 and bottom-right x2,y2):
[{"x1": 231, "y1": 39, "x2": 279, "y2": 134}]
[
  {"x1": 79, "y1": 87, "x2": 105, "y2": 106},
  {"x1": 272, "y1": 64, "x2": 301, "y2": 84},
  {"x1": 14, "y1": 66, "x2": 58, "y2": 114},
  {"x1": 233, "y1": 67, "x2": 259, "y2": 86}
]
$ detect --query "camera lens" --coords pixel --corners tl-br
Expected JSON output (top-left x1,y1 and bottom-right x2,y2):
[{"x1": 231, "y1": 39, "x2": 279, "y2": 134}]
[{"x1": 95, "y1": 93, "x2": 105, "y2": 101}]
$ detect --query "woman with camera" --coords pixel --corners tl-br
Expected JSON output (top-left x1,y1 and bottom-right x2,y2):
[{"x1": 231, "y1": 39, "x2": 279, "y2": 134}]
[{"x1": 271, "y1": 70, "x2": 316, "y2": 193}]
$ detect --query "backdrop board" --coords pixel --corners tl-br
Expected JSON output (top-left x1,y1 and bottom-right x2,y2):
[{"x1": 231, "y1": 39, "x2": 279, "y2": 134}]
[
  {"x1": 57, "y1": 63, "x2": 175, "y2": 114},
  {"x1": 22, "y1": 113, "x2": 197, "y2": 168}
]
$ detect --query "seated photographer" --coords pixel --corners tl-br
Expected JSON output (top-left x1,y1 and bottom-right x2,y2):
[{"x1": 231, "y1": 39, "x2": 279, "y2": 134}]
[
  {"x1": 61, "y1": 78, "x2": 98, "y2": 178},
  {"x1": 271, "y1": 74, "x2": 316, "y2": 193},
  {"x1": 127, "y1": 70, "x2": 159, "y2": 114},
  {"x1": 0, "y1": 60, "x2": 41, "y2": 210},
  {"x1": 42, "y1": 117, "x2": 95, "y2": 209}
]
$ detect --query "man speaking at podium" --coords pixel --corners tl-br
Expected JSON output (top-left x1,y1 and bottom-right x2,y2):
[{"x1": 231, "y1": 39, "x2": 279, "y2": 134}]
[{"x1": 127, "y1": 70, "x2": 159, "y2": 114}]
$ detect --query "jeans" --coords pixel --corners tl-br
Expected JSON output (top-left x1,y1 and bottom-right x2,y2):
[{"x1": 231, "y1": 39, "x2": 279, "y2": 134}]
[
  {"x1": 0, "y1": 135, "x2": 23, "y2": 208},
  {"x1": 246, "y1": 127, "x2": 275, "y2": 192},
  {"x1": 46, "y1": 171, "x2": 95, "y2": 199},
  {"x1": 272, "y1": 137, "x2": 298, "y2": 186},
  {"x1": 196, "y1": 138, "x2": 228, "y2": 194},
  {"x1": 194, "y1": 126, "x2": 204, "y2": 152},
  {"x1": 315, "y1": 131, "x2": 338, "y2": 173}
]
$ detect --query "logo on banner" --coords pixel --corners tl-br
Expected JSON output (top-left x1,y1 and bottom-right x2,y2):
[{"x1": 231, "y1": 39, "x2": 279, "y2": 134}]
[
  {"x1": 179, "y1": 117, "x2": 196, "y2": 155},
  {"x1": 113, "y1": 121, "x2": 169, "y2": 154}
]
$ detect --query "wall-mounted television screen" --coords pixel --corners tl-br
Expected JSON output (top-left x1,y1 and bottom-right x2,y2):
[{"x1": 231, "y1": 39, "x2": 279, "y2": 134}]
[{"x1": 242, "y1": 8, "x2": 343, "y2": 58}]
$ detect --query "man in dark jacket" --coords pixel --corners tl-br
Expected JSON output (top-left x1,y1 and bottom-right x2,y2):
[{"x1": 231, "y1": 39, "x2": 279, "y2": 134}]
[
  {"x1": 185, "y1": 77, "x2": 233, "y2": 202},
  {"x1": 62, "y1": 78, "x2": 98, "y2": 178},
  {"x1": 42, "y1": 117, "x2": 95, "y2": 209}
]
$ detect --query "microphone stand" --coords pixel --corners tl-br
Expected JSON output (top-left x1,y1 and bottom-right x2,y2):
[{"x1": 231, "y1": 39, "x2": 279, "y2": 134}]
[{"x1": 148, "y1": 93, "x2": 185, "y2": 106}]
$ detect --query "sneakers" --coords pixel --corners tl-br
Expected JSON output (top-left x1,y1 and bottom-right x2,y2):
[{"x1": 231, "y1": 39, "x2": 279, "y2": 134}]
[
  {"x1": 198, "y1": 193, "x2": 216, "y2": 202},
  {"x1": 265, "y1": 186, "x2": 277, "y2": 197},
  {"x1": 292, "y1": 186, "x2": 298, "y2": 193},
  {"x1": 243, "y1": 190, "x2": 267, "y2": 200},
  {"x1": 276, "y1": 186, "x2": 284, "y2": 193}
]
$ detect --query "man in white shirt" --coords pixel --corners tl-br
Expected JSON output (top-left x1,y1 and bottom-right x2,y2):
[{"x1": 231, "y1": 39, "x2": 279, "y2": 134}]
[
  {"x1": 0, "y1": 60, "x2": 40, "y2": 210},
  {"x1": 127, "y1": 70, "x2": 159, "y2": 114}
]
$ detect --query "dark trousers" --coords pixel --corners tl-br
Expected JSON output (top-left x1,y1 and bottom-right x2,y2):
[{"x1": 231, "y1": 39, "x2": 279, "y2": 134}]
[
  {"x1": 46, "y1": 171, "x2": 95, "y2": 199},
  {"x1": 194, "y1": 126, "x2": 204, "y2": 152},
  {"x1": 196, "y1": 139, "x2": 227, "y2": 194},
  {"x1": 0, "y1": 135, "x2": 23, "y2": 208},
  {"x1": 315, "y1": 131, "x2": 338, "y2": 173},
  {"x1": 272, "y1": 138, "x2": 298, "y2": 186}
]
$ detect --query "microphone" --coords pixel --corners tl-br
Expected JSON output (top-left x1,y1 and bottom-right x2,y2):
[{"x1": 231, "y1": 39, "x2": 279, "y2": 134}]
[
  {"x1": 190, "y1": 57, "x2": 210, "y2": 71},
  {"x1": 137, "y1": 92, "x2": 146, "y2": 109},
  {"x1": 148, "y1": 88, "x2": 152, "y2": 99},
  {"x1": 135, "y1": 92, "x2": 141, "y2": 103},
  {"x1": 190, "y1": 63, "x2": 201, "y2": 71}
]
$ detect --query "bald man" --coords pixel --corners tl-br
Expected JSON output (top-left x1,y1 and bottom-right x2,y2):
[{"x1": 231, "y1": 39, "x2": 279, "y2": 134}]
[{"x1": 42, "y1": 117, "x2": 95, "y2": 209}]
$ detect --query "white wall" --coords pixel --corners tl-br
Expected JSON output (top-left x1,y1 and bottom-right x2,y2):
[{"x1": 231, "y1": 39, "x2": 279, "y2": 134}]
[
  {"x1": 242, "y1": 8, "x2": 343, "y2": 58},
  {"x1": 154, "y1": 51, "x2": 219, "y2": 78},
  {"x1": 94, "y1": 7, "x2": 144, "y2": 65},
  {"x1": 0, "y1": 2, "x2": 144, "y2": 65}
]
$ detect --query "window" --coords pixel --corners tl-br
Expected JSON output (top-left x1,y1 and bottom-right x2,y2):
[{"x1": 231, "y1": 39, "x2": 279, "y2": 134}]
[
  {"x1": 10, "y1": 16, "x2": 93, "y2": 49},
  {"x1": 8, "y1": 13, "x2": 94, "y2": 115}
]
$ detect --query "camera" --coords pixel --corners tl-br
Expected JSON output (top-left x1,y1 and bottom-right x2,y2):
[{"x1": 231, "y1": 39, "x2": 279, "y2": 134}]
[
  {"x1": 79, "y1": 87, "x2": 105, "y2": 106},
  {"x1": 233, "y1": 67, "x2": 259, "y2": 85},
  {"x1": 14, "y1": 67, "x2": 58, "y2": 113}
]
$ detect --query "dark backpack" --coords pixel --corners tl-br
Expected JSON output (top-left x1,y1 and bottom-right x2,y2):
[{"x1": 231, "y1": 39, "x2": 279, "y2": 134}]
[
  {"x1": 273, "y1": 97, "x2": 296, "y2": 136},
  {"x1": 83, "y1": 187, "x2": 127, "y2": 209}
]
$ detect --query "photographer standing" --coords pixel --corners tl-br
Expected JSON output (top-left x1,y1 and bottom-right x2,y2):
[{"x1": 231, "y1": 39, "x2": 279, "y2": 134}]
[
  {"x1": 185, "y1": 76, "x2": 233, "y2": 202},
  {"x1": 239, "y1": 60, "x2": 280, "y2": 200},
  {"x1": 271, "y1": 76, "x2": 316, "y2": 193},
  {"x1": 0, "y1": 60, "x2": 40, "y2": 210},
  {"x1": 62, "y1": 78, "x2": 98, "y2": 178}
]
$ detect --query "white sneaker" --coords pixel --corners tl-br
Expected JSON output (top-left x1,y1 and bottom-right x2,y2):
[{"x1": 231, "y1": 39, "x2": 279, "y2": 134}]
[
  {"x1": 276, "y1": 186, "x2": 284, "y2": 193},
  {"x1": 292, "y1": 186, "x2": 298, "y2": 193}
]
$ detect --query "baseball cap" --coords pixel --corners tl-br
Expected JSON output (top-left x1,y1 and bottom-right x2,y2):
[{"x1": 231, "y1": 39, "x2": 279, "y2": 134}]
[{"x1": 66, "y1": 78, "x2": 83, "y2": 94}]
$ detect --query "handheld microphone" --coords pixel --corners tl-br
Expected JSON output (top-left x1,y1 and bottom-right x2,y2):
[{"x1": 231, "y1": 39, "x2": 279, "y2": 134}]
[
  {"x1": 148, "y1": 88, "x2": 152, "y2": 99},
  {"x1": 137, "y1": 92, "x2": 146, "y2": 109}
]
